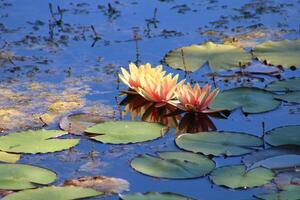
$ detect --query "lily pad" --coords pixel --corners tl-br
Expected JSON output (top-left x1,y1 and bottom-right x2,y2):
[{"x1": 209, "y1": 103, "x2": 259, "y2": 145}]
[
  {"x1": 265, "y1": 125, "x2": 300, "y2": 146},
  {"x1": 266, "y1": 78, "x2": 300, "y2": 92},
  {"x1": 130, "y1": 152, "x2": 215, "y2": 179},
  {"x1": 275, "y1": 92, "x2": 300, "y2": 104},
  {"x1": 2, "y1": 186, "x2": 101, "y2": 200},
  {"x1": 0, "y1": 152, "x2": 20, "y2": 163},
  {"x1": 209, "y1": 165, "x2": 274, "y2": 189},
  {"x1": 255, "y1": 186, "x2": 300, "y2": 200},
  {"x1": 253, "y1": 40, "x2": 300, "y2": 68},
  {"x1": 0, "y1": 164, "x2": 56, "y2": 190},
  {"x1": 0, "y1": 129, "x2": 79, "y2": 154},
  {"x1": 164, "y1": 41, "x2": 252, "y2": 72},
  {"x1": 120, "y1": 192, "x2": 194, "y2": 200},
  {"x1": 175, "y1": 132, "x2": 262, "y2": 156},
  {"x1": 85, "y1": 121, "x2": 166, "y2": 144},
  {"x1": 250, "y1": 154, "x2": 300, "y2": 170},
  {"x1": 274, "y1": 171, "x2": 300, "y2": 189},
  {"x1": 209, "y1": 87, "x2": 280, "y2": 113},
  {"x1": 60, "y1": 113, "x2": 108, "y2": 135},
  {"x1": 243, "y1": 145, "x2": 300, "y2": 167},
  {"x1": 63, "y1": 176, "x2": 129, "y2": 194}
]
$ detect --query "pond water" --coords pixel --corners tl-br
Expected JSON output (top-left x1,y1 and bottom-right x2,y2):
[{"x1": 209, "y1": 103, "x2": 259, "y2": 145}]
[{"x1": 1, "y1": 0, "x2": 300, "y2": 199}]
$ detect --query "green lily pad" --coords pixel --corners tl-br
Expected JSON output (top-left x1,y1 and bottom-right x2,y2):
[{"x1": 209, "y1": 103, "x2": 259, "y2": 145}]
[
  {"x1": 265, "y1": 125, "x2": 300, "y2": 146},
  {"x1": 275, "y1": 92, "x2": 300, "y2": 104},
  {"x1": 253, "y1": 40, "x2": 300, "y2": 68},
  {"x1": 85, "y1": 121, "x2": 166, "y2": 144},
  {"x1": 250, "y1": 154, "x2": 300, "y2": 170},
  {"x1": 130, "y1": 152, "x2": 215, "y2": 179},
  {"x1": 243, "y1": 145, "x2": 300, "y2": 167},
  {"x1": 255, "y1": 186, "x2": 300, "y2": 200},
  {"x1": 0, "y1": 152, "x2": 20, "y2": 163},
  {"x1": 2, "y1": 186, "x2": 101, "y2": 200},
  {"x1": 209, "y1": 165, "x2": 274, "y2": 189},
  {"x1": 209, "y1": 87, "x2": 280, "y2": 113},
  {"x1": 175, "y1": 132, "x2": 262, "y2": 156},
  {"x1": 164, "y1": 41, "x2": 252, "y2": 72},
  {"x1": 0, "y1": 164, "x2": 56, "y2": 190},
  {"x1": 120, "y1": 192, "x2": 195, "y2": 200},
  {"x1": 266, "y1": 78, "x2": 300, "y2": 92},
  {"x1": 0, "y1": 129, "x2": 79, "y2": 154}
]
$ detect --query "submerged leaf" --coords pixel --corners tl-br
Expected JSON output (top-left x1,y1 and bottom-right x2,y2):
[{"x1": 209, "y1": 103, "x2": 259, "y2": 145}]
[
  {"x1": 210, "y1": 87, "x2": 280, "y2": 113},
  {"x1": 164, "y1": 41, "x2": 252, "y2": 72},
  {"x1": 85, "y1": 121, "x2": 166, "y2": 144},
  {"x1": 131, "y1": 152, "x2": 215, "y2": 179},
  {"x1": 175, "y1": 132, "x2": 262, "y2": 156},
  {"x1": 0, "y1": 129, "x2": 79, "y2": 154},
  {"x1": 0, "y1": 164, "x2": 56, "y2": 190},
  {"x1": 2, "y1": 186, "x2": 101, "y2": 200}
]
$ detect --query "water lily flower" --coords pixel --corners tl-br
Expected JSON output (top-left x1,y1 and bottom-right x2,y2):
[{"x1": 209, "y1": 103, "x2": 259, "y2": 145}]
[
  {"x1": 118, "y1": 63, "x2": 165, "y2": 90},
  {"x1": 139, "y1": 73, "x2": 185, "y2": 103},
  {"x1": 175, "y1": 83, "x2": 219, "y2": 113}
]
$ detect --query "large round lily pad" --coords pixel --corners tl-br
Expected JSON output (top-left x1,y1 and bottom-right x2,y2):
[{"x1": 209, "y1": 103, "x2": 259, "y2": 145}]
[
  {"x1": 85, "y1": 121, "x2": 166, "y2": 144},
  {"x1": 120, "y1": 192, "x2": 195, "y2": 200},
  {"x1": 0, "y1": 129, "x2": 79, "y2": 154},
  {"x1": 253, "y1": 40, "x2": 300, "y2": 68},
  {"x1": 2, "y1": 186, "x2": 101, "y2": 200},
  {"x1": 164, "y1": 41, "x2": 252, "y2": 72},
  {"x1": 266, "y1": 78, "x2": 300, "y2": 92},
  {"x1": 175, "y1": 132, "x2": 262, "y2": 156},
  {"x1": 0, "y1": 152, "x2": 20, "y2": 163},
  {"x1": 209, "y1": 87, "x2": 280, "y2": 113},
  {"x1": 265, "y1": 125, "x2": 300, "y2": 146},
  {"x1": 130, "y1": 152, "x2": 215, "y2": 179},
  {"x1": 209, "y1": 165, "x2": 274, "y2": 189},
  {"x1": 0, "y1": 164, "x2": 56, "y2": 190},
  {"x1": 275, "y1": 92, "x2": 300, "y2": 104}
]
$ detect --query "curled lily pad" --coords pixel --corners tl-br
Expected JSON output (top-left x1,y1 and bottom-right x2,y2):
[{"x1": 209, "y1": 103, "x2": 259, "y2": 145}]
[
  {"x1": 265, "y1": 125, "x2": 300, "y2": 146},
  {"x1": 164, "y1": 41, "x2": 252, "y2": 72},
  {"x1": 266, "y1": 78, "x2": 300, "y2": 92},
  {"x1": 209, "y1": 165, "x2": 274, "y2": 189},
  {"x1": 275, "y1": 92, "x2": 300, "y2": 104},
  {"x1": 85, "y1": 121, "x2": 167, "y2": 144},
  {"x1": 120, "y1": 192, "x2": 195, "y2": 200},
  {"x1": 63, "y1": 176, "x2": 129, "y2": 194},
  {"x1": 0, "y1": 129, "x2": 79, "y2": 154},
  {"x1": 175, "y1": 132, "x2": 262, "y2": 156},
  {"x1": 209, "y1": 87, "x2": 280, "y2": 113},
  {"x1": 0, "y1": 152, "x2": 20, "y2": 163},
  {"x1": 130, "y1": 152, "x2": 215, "y2": 179},
  {"x1": 253, "y1": 40, "x2": 300, "y2": 68},
  {"x1": 0, "y1": 164, "x2": 56, "y2": 190},
  {"x1": 2, "y1": 186, "x2": 101, "y2": 200}
]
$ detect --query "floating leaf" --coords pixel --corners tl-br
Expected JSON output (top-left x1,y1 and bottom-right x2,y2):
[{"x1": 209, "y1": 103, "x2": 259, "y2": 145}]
[
  {"x1": 120, "y1": 192, "x2": 194, "y2": 200},
  {"x1": 85, "y1": 121, "x2": 166, "y2": 144},
  {"x1": 130, "y1": 152, "x2": 215, "y2": 179},
  {"x1": 253, "y1": 40, "x2": 300, "y2": 68},
  {"x1": 210, "y1": 165, "x2": 274, "y2": 189},
  {"x1": 175, "y1": 132, "x2": 262, "y2": 156},
  {"x1": 274, "y1": 171, "x2": 300, "y2": 190},
  {"x1": 60, "y1": 113, "x2": 108, "y2": 135},
  {"x1": 209, "y1": 87, "x2": 280, "y2": 113},
  {"x1": 0, "y1": 152, "x2": 20, "y2": 163},
  {"x1": 265, "y1": 126, "x2": 300, "y2": 146},
  {"x1": 243, "y1": 145, "x2": 300, "y2": 167},
  {"x1": 2, "y1": 186, "x2": 101, "y2": 200},
  {"x1": 275, "y1": 92, "x2": 300, "y2": 104},
  {"x1": 255, "y1": 186, "x2": 300, "y2": 200},
  {"x1": 250, "y1": 154, "x2": 300, "y2": 170},
  {"x1": 0, "y1": 164, "x2": 56, "y2": 190},
  {"x1": 0, "y1": 129, "x2": 79, "y2": 154},
  {"x1": 164, "y1": 41, "x2": 252, "y2": 72},
  {"x1": 266, "y1": 78, "x2": 300, "y2": 92},
  {"x1": 63, "y1": 176, "x2": 129, "y2": 194}
]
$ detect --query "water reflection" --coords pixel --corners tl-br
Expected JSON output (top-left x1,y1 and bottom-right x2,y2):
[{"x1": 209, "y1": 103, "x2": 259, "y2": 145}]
[{"x1": 120, "y1": 92, "x2": 228, "y2": 137}]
